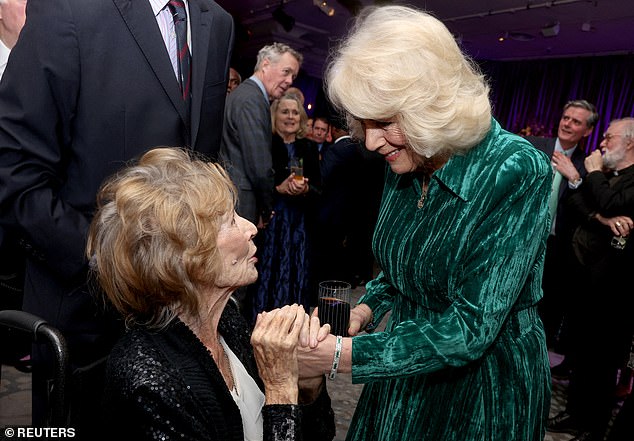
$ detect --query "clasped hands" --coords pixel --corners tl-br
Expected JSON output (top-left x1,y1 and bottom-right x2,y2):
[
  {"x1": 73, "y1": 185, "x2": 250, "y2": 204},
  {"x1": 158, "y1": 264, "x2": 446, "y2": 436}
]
[
  {"x1": 250, "y1": 303, "x2": 374, "y2": 403},
  {"x1": 276, "y1": 173, "x2": 309, "y2": 196}
]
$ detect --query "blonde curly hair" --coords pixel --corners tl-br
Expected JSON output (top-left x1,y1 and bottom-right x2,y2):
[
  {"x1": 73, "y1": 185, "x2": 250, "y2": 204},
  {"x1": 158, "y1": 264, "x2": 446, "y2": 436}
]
[
  {"x1": 87, "y1": 147, "x2": 236, "y2": 329},
  {"x1": 325, "y1": 5, "x2": 492, "y2": 158}
]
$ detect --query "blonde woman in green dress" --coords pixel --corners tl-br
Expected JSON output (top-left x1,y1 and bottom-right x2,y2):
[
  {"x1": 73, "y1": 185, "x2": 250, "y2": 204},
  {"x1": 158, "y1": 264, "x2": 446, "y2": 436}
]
[{"x1": 298, "y1": 5, "x2": 552, "y2": 440}]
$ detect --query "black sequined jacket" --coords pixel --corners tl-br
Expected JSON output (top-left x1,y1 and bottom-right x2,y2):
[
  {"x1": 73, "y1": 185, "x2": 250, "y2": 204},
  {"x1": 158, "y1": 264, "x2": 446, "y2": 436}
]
[{"x1": 100, "y1": 302, "x2": 335, "y2": 441}]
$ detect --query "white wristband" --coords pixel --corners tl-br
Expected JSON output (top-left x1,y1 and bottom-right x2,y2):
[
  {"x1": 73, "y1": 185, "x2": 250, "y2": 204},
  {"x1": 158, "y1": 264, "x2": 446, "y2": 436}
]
[{"x1": 329, "y1": 335, "x2": 343, "y2": 380}]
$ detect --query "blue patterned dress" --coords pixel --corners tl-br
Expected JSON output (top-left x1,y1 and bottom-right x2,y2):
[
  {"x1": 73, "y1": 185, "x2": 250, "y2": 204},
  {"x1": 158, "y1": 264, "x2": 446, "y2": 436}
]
[{"x1": 254, "y1": 135, "x2": 321, "y2": 317}]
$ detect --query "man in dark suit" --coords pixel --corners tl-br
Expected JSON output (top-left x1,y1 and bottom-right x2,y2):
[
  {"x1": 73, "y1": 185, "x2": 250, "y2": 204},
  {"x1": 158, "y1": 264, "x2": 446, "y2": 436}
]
[
  {"x1": 312, "y1": 116, "x2": 331, "y2": 160},
  {"x1": 525, "y1": 99, "x2": 598, "y2": 360},
  {"x1": 219, "y1": 42, "x2": 302, "y2": 227},
  {"x1": 0, "y1": 0, "x2": 233, "y2": 433},
  {"x1": 548, "y1": 117, "x2": 634, "y2": 441},
  {"x1": 315, "y1": 115, "x2": 383, "y2": 286}
]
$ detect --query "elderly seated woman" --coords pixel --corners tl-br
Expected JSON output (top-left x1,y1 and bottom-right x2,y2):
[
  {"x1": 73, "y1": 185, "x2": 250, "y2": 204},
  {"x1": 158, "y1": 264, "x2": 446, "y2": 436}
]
[{"x1": 87, "y1": 147, "x2": 335, "y2": 441}]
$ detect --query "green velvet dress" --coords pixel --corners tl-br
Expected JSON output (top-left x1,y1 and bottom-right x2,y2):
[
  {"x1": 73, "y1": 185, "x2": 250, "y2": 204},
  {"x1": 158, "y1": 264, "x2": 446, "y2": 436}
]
[{"x1": 348, "y1": 119, "x2": 552, "y2": 441}]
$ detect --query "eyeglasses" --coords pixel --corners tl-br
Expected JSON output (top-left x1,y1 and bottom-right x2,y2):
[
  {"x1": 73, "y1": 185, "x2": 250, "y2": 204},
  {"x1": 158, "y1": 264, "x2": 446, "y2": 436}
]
[{"x1": 602, "y1": 133, "x2": 627, "y2": 141}]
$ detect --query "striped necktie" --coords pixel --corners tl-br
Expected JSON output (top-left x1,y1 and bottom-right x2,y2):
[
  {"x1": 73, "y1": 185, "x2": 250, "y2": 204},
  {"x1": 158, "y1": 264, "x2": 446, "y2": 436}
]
[{"x1": 168, "y1": 0, "x2": 191, "y2": 108}]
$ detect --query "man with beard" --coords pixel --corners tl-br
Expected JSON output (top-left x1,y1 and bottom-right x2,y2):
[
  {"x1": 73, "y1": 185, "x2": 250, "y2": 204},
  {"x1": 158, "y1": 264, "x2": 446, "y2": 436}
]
[{"x1": 548, "y1": 117, "x2": 634, "y2": 441}]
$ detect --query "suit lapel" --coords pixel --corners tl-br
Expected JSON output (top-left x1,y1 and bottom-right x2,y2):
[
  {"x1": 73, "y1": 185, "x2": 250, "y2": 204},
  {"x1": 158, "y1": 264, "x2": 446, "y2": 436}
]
[
  {"x1": 188, "y1": 0, "x2": 211, "y2": 148},
  {"x1": 112, "y1": 0, "x2": 190, "y2": 132}
]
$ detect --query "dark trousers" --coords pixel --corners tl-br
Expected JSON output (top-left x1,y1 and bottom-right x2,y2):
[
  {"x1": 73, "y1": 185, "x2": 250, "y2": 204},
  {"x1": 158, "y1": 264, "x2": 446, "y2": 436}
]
[
  {"x1": 539, "y1": 234, "x2": 580, "y2": 352},
  {"x1": 565, "y1": 252, "x2": 634, "y2": 437}
]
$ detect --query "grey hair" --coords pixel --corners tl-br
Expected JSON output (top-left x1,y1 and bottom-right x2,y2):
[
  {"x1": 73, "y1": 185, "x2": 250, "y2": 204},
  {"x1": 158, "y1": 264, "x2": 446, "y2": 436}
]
[
  {"x1": 612, "y1": 117, "x2": 634, "y2": 140},
  {"x1": 254, "y1": 42, "x2": 303, "y2": 72},
  {"x1": 325, "y1": 5, "x2": 492, "y2": 158},
  {"x1": 564, "y1": 100, "x2": 599, "y2": 128}
]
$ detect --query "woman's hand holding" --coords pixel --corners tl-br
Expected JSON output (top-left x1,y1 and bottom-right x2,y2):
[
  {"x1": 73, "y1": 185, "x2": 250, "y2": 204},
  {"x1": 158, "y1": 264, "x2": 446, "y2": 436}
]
[
  {"x1": 299, "y1": 312, "x2": 330, "y2": 349},
  {"x1": 348, "y1": 303, "x2": 373, "y2": 336},
  {"x1": 297, "y1": 313, "x2": 330, "y2": 403},
  {"x1": 251, "y1": 304, "x2": 305, "y2": 404},
  {"x1": 298, "y1": 333, "x2": 338, "y2": 379},
  {"x1": 276, "y1": 174, "x2": 309, "y2": 196}
]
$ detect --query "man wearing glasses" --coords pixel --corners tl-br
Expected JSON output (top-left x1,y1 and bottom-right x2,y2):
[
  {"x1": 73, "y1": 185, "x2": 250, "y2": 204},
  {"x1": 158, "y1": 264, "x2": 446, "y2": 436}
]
[{"x1": 548, "y1": 117, "x2": 634, "y2": 441}]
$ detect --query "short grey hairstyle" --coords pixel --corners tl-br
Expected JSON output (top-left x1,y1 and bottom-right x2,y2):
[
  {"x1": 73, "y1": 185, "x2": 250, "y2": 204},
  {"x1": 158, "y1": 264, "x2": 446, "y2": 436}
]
[
  {"x1": 325, "y1": 5, "x2": 492, "y2": 158},
  {"x1": 564, "y1": 100, "x2": 599, "y2": 128},
  {"x1": 611, "y1": 117, "x2": 634, "y2": 140},
  {"x1": 254, "y1": 42, "x2": 303, "y2": 72}
]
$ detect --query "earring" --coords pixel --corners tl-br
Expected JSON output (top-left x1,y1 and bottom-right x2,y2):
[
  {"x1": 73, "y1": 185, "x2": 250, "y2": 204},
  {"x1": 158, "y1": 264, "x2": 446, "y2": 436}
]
[{"x1": 231, "y1": 259, "x2": 238, "y2": 265}]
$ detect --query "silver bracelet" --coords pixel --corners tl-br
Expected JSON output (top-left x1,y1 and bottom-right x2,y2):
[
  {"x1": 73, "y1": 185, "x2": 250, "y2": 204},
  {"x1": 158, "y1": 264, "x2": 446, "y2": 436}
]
[{"x1": 329, "y1": 335, "x2": 343, "y2": 380}]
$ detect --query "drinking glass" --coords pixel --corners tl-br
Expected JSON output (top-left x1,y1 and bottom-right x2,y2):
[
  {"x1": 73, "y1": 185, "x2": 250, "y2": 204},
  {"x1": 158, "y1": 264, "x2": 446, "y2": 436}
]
[
  {"x1": 318, "y1": 280, "x2": 351, "y2": 336},
  {"x1": 290, "y1": 157, "x2": 303, "y2": 181}
]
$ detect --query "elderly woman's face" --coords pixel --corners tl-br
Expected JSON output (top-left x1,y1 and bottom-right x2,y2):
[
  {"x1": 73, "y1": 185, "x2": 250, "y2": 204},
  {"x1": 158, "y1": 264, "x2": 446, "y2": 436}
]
[
  {"x1": 215, "y1": 211, "x2": 258, "y2": 288},
  {"x1": 362, "y1": 119, "x2": 418, "y2": 174},
  {"x1": 275, "y1": 98, "x2": 301, "y2": 138}
]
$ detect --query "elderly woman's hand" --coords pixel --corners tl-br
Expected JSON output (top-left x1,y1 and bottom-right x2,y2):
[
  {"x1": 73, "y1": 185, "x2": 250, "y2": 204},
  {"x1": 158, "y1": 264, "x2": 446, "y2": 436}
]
[{"x1": 251, "y1": 304, "x2": 305, "y2": 404}]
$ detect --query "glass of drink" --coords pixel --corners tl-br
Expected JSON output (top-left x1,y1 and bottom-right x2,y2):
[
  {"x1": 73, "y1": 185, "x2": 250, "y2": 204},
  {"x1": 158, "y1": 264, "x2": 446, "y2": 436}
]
[
  {"x1": 290, "y1": 157, "x2": 303, "y2": 181},
  {"x1": 318, "y1": 280, "x2": 351, "y2": 336}
]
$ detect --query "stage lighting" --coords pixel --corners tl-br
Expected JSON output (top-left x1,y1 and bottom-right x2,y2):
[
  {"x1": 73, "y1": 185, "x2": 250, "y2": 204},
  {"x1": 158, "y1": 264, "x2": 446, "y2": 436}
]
[{"x1": 313, "y1": 0, "x2": 335, "y2": 17}]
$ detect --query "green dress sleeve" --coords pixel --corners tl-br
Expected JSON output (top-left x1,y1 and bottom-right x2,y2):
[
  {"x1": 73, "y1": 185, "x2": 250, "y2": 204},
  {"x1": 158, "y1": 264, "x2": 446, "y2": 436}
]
[{"x1": 357, "y1": 271, "x2": 397, "y2": 330}]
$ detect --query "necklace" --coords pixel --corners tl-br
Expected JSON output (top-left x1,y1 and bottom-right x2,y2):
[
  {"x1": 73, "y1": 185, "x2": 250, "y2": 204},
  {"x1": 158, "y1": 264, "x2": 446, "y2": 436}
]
[
  {"x1": 221, "y1": 347, "x2": 235, "y2": 391},
  {"x1": 211, "y1": 339, "x2": 235, "y2": 391},
  {"x1": 417, "y1": 175, "x2": 430, "y2": 209}
]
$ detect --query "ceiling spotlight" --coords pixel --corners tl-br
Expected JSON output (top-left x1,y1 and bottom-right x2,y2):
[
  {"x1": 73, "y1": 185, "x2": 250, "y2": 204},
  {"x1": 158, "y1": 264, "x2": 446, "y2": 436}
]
[
  {"x1": 540, "y1": 22, "x2": 560, "y2": 37},
  {"x1": 272, "y1": 5, "x2": 295, "y2": 32},
  {"x1": 313, "y1": 0, "x2": 335, "y2": 17}
]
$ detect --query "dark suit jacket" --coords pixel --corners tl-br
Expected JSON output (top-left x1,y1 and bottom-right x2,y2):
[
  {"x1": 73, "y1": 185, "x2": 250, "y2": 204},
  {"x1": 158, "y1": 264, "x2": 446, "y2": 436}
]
[
  {"x1": 567, "y1": 164, "x2": 634, "y2": 264},
  {"x1": 318, "y1": 136, "x2": 362, "y2": 229},
  {"x1": 219, "y1": 78, "x2": 275, "y2": 224},
  {"x1": 0, "y1": 0, "x2": 233, "y2": 362},
  {"x1": 526, "y1": 136, "x2": 586, "y2": 239}
]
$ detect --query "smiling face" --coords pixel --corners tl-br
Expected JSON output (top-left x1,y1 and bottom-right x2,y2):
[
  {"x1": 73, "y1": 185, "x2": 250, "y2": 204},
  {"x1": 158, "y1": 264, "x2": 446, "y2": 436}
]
[
  {"x1": 260, "y1": 52, "x2": 300, "y2": 100},
  {"x1": 362, "y1": 118, "x2": 420, "y2": 174},
  {"x1": 557, "y1": 106, "x2": 593, "y2": 149},
  {"x1": 214, "y1": 211, "x2": 258, "y2": 289},
  {"x1": 274, "y1": 98, "x2": 301, "y2": 139}
]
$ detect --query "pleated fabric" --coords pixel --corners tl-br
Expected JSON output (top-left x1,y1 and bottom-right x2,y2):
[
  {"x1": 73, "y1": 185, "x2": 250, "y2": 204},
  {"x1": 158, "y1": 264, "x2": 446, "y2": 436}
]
[
  {"x1": 347, "y1": 119, "x2": 552, "y2": 441},
  {"x1": 254, "y1": 195, "x2": 312, "y2": 315}
]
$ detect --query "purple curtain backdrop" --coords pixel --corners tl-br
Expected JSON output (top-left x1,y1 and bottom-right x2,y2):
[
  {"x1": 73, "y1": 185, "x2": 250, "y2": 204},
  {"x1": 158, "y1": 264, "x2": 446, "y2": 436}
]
[{"x1": 480, "y1": 54, "x2": 634, "y2": 153}]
